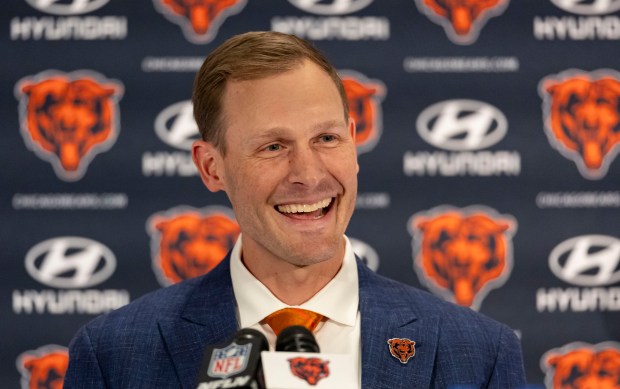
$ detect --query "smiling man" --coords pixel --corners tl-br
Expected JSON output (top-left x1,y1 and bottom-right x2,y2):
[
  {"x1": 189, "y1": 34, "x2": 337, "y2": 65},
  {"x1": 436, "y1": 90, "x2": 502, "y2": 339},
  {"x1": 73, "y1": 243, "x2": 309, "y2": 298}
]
[{"x1": 64, "y1": 32, "x2": 527, "y2": 388}]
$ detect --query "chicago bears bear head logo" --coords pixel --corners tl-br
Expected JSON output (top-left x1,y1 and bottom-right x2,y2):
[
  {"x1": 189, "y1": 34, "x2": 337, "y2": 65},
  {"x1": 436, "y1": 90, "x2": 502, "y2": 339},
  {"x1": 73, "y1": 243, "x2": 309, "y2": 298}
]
[
  {"x1": 387, "y1": 338, "x2": 416, "y2": 364},
  {"x1": 153, "y1": 0, "x2": 247, "y2": 44},
  {"x1": 17, "y1": 346, "x2": 68, "y2": 389},
  {"x1": 415, "y1": 0, "x2": 510, "y2": 45},
  {"x1": 341, "y1": 71, "x2": 386, "y2": 155},
  {"x1": 540, "y1": 70, "x2": 620, "y2": 180},
  {"x1": 147, "y1": 206, "x2": 239, "y2": 285},
  {"x1": 541, "y1": 342, "x2": 620, "y2": 389},
  {"x1": 15, "y1": 71, "x2": 123, "y2": 181},
  {"x1": 288, "y1": 357, "x2": 330, "y2": 385},
  {"x1": 409, "y1": 206, "x2": 516, "y2": 309}
]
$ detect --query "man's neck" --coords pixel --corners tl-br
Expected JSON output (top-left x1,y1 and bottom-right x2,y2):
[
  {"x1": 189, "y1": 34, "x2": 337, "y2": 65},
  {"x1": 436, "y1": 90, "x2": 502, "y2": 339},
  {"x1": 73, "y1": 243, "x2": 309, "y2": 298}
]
[{"x1": 240, "y1": 245, "x2": 344, "y2": 306}]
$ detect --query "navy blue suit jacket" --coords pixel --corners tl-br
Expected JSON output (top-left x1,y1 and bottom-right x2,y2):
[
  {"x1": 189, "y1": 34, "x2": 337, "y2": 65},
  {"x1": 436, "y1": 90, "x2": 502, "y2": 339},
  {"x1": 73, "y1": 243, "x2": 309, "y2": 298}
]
[{"x1": 64, "y1": 257, "x2": 526, "y2": 388}]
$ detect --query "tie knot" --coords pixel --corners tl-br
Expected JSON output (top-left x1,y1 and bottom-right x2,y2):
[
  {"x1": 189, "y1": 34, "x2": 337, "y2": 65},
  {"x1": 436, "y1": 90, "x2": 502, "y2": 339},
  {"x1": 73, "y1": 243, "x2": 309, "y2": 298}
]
[{"x1": 262, "y1": 308, "x2": 324, "y2": 336}]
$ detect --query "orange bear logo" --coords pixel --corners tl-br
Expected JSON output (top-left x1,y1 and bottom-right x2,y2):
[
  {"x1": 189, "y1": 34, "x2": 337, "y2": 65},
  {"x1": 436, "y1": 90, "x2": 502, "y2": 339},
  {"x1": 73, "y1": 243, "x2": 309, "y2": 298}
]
[
  {"x1": 342, "y1": 72, "x2": 385, "y2": 155},
  {"x1": 154, "y1": 0, "x2": 246, "y2": 43},
  {"x1": 540, "y1": 70, "x2": 620, "y2": 180},
  {"x1": 15, "y1": 72, "x2": 123, "y2": 181},
  {"x1": 416, "y1": 0, "x2": 509, "y2": 44},
  {"x1": 17, "y1": 346, "x2": 68, "y2": 389},
  {"x1": 288, "y1": 357, "x2": 330, "y2": 386},
  {"x1": 541, "y1": 343, "x2": 620, "y2": 389},
  {"x1": 148, "y1": 207, "x2": 239, "y2": 285},
  {"x1": 388, "y1": 338, "x2": 416, "y2": 364},
  {"x1": 410, "y1": 207, "x2": 516, "y2": 309}
]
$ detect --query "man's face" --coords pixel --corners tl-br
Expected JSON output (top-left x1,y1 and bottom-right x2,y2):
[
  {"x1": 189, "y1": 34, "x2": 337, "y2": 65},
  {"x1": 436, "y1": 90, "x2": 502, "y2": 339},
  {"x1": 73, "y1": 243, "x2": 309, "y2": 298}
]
[{"x1": 194, "y1": 60, "x2": 358, "y2": 267}]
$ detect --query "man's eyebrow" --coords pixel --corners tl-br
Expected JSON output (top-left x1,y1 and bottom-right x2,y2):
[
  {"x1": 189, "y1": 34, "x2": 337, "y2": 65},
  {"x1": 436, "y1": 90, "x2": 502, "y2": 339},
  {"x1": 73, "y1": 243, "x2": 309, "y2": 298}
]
[
  {"x1": 247, "y1": 120, "x2": 348, "y2": 143},
  {"x1": 245, "y1": 127, "x2": 290, "y2": 143},
  {"x1": 312, "y1": 119, "x2": 348, "y2": 132}
]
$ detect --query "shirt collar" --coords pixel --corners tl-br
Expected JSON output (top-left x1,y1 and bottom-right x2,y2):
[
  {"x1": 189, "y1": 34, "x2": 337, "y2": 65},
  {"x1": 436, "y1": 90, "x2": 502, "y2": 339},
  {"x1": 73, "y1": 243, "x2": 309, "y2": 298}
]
[{"x1": 230, "y1": 234, "x2": 359, "y2": 328}]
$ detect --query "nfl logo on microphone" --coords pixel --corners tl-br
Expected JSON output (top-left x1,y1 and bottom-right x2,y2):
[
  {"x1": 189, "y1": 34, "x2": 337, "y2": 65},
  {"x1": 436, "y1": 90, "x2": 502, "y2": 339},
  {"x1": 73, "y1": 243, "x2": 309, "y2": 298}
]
[{"x1": 208, "y1": 343, "x2": 251, "y2": 378}]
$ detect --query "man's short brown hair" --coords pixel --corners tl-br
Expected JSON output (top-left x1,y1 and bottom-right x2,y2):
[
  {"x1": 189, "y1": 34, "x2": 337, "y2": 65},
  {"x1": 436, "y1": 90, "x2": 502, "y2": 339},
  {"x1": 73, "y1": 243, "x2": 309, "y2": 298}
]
[{"x1": 192, "y1": 31, "x2": 349, "y2": 155}]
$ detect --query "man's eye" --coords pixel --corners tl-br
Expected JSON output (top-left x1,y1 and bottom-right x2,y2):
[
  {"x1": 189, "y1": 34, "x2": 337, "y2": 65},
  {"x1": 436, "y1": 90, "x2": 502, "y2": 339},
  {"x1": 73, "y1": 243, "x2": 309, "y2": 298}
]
[
  {"x1": 320, "y1": 134, "x2": 336, "y2": 142},
  {"x1": 265, "y1": 144, "x2": 281, "y2": 151}
]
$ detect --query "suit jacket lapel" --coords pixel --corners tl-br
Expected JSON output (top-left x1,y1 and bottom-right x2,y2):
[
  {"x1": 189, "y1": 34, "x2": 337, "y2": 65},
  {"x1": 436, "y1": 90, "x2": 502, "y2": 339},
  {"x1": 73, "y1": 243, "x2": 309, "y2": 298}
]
[
  {"x1": 158, "y1": 257, "x2": 238, "y2": 389},
  {"x1": 358, "y1": 261, "x2": 439, "y2": 388}
]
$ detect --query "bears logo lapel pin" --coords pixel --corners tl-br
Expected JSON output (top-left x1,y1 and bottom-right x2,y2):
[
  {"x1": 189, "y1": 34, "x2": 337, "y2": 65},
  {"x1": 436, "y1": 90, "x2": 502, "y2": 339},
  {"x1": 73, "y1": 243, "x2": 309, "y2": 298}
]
[{"x1": 387, "y1": 338, "x2": 416, "y2": 364}]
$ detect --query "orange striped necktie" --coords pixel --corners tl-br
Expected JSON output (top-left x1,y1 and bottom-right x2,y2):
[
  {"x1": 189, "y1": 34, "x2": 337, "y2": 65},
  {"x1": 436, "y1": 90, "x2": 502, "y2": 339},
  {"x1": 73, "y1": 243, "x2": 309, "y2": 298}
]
[{"x1": 262, "y1": 308, "x2": 325, "y2": 336}]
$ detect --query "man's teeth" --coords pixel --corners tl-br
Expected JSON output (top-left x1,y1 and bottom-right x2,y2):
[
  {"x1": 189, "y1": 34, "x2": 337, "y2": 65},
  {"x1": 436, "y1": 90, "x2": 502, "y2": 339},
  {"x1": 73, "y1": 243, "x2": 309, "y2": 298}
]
[{"x1": 277, "y1": 198, "x2": 332, "y2": 214}]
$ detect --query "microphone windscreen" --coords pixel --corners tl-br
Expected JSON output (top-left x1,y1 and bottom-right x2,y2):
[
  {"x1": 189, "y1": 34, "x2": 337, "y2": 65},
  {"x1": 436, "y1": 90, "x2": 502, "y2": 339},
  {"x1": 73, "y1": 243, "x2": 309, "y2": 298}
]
[
  {"x1": 275, "y1": 325, "x2": 320, "y2": 353},
  {"x1": 195, "y1": 327, "x2": 269, "y2": 388},
  {"x1": 234, "y1": 328, "x2": 269, "y2": 352}
]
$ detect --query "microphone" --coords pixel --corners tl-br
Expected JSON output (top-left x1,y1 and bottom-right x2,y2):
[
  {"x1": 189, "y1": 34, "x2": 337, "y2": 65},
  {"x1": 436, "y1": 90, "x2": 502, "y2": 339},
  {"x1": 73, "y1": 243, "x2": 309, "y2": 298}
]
[
  {"x1": 275, "y1": 325, "x2": 320, "y2": 353},
  {"x1": 196, "y1": 328, "x2": 268, "y2": 389}
]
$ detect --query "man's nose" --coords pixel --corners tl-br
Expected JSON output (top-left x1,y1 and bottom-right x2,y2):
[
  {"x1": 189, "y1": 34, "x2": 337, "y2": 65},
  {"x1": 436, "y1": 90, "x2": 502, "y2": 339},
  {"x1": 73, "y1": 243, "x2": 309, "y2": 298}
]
[{"x1": 287, "y1": 146, "x2": 326, "y2": 187}]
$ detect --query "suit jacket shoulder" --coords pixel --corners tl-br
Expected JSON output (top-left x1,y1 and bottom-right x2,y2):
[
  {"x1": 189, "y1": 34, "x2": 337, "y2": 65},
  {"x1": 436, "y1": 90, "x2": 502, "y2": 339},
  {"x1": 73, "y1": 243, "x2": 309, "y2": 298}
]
[
  {"x1": 64, "y1": 257, "x2": 238, "y2": 388},
  {"x1": 357, "y1": 261, "x2": 527, "y2": 388}
]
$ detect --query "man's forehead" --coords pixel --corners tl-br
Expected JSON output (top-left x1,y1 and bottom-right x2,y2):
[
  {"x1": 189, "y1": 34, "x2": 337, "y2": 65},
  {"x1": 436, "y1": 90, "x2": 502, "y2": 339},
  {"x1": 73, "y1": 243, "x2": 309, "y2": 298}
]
[
  {"x1": 223, "y1": 58, "x2": 340, "y2": 95},
  {"x1": 220, "y1": 62, "x2": 345, "y2": 125}
]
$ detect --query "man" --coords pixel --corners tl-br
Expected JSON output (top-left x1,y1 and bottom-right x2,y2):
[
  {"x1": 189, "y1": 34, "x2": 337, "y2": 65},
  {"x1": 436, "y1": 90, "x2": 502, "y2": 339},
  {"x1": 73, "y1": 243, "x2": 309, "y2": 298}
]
[{"x1": 64, "y1": 31, "x2": 527, "y2": 388}]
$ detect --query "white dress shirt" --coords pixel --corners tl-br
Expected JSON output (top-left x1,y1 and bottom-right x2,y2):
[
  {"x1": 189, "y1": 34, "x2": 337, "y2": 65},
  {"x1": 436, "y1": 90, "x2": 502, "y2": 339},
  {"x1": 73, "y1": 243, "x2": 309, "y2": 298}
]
[{"x1": 230, "y1": 234, "x2": 361, "y2": 380}]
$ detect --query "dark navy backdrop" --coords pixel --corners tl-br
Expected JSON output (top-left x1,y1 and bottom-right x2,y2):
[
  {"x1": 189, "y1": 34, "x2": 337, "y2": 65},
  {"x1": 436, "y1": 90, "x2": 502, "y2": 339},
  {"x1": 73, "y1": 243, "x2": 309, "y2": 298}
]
[{"x1": 3, "y1": 1, "x2": 620, "y2": 387}]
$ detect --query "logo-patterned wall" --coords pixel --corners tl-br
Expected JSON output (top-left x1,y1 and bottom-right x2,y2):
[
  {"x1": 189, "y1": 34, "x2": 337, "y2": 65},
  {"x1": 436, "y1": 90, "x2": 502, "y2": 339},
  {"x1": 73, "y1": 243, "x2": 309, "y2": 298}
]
[{"x1": 3, "y1": 1, "x2": 619, "y2": 387}]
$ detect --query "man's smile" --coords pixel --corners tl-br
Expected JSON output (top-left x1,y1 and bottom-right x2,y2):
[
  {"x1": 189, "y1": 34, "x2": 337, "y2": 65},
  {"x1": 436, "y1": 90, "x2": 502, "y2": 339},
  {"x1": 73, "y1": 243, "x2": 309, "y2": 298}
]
[{"x1": 276, "y1": 197, "x2": 334, "y2": 219}]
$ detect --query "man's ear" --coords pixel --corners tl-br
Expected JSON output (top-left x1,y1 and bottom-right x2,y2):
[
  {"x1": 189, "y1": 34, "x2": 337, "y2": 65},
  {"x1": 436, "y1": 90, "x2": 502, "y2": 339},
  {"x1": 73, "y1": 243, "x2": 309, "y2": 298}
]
[
  {"x1": 192, "y1": 140, "x2": 226, "y2": 192},
  {"x1": 348, "y1": 116, "x2": 357, "y2": 142},
  {"x1": 348, "y1": 117, "x2": 360, "y2": 174}
]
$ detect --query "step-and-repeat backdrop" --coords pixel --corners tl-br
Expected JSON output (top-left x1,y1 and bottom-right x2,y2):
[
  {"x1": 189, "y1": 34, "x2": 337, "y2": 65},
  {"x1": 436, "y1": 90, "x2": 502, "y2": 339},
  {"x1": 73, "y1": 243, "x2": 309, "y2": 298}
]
[{"x1": 2, "y1": 0, "x2": 620, "y2": 387}]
